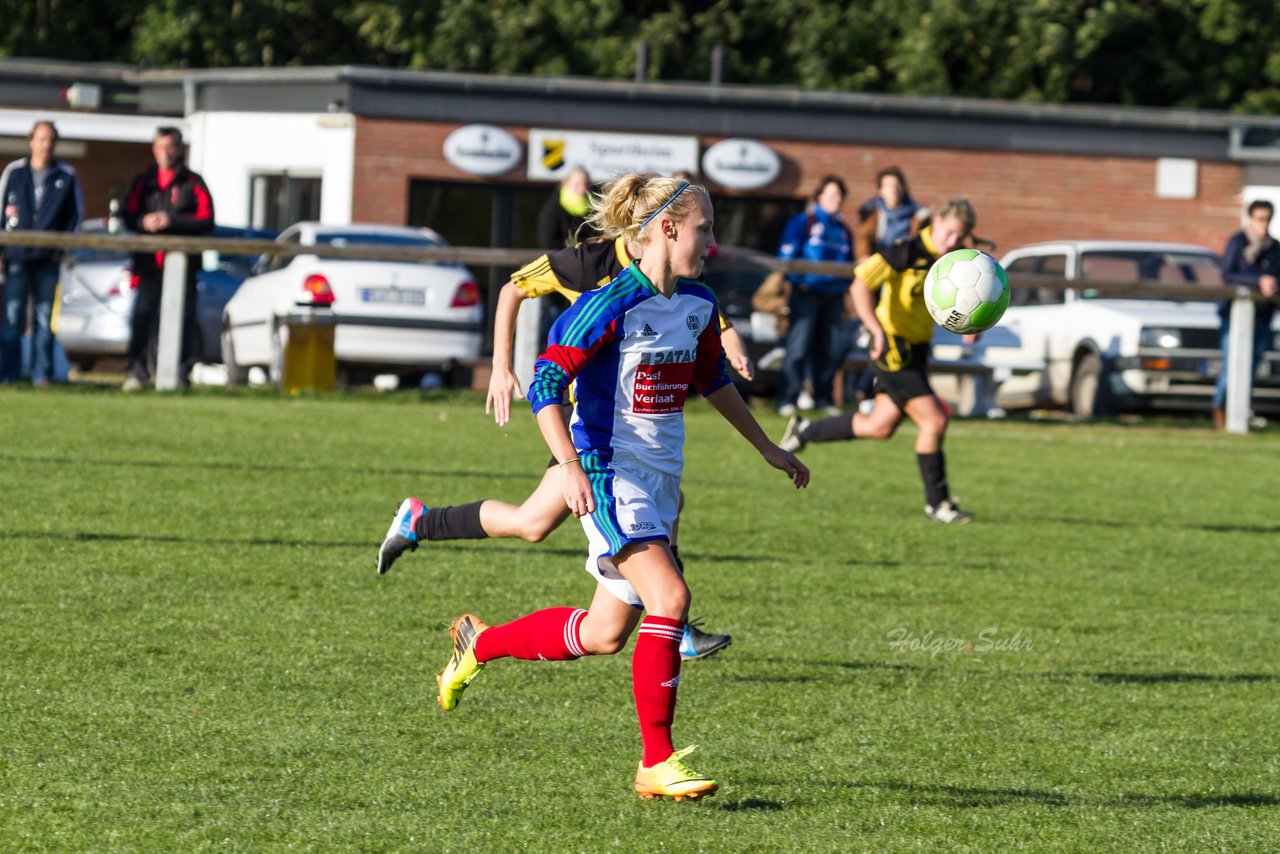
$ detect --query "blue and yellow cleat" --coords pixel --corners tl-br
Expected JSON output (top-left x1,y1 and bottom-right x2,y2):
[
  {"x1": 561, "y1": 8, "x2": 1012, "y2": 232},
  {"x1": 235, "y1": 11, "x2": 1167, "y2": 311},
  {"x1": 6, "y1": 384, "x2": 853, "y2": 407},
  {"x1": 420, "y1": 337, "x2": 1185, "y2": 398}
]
[
  {"x1": 680, "y1": 621, "x2": 732, "y2": 661},
  {"x1": 377, "y1": 497, "x2": 426, "y2": 575},
  {"x1": 437, "y1": 614, "x2": 489, "y2": 711},
  {"x1": 635, "y1": 746, "x2": 719, "y2": 801}
]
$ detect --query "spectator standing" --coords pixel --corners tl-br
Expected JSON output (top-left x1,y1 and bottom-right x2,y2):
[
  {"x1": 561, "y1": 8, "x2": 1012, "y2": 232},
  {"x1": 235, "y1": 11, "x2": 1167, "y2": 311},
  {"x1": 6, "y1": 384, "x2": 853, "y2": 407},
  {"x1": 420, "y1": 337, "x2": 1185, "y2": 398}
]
[
  {"x1": 1213, "y1": 200, "x2": 1279, "y2": 430},
  {"x1": 0, "y1": 121, "x2": 83, "y2": 385},
  {"x1": 120, "y1": 126, "x2": 214, "y2": 391},
  {"x1": 776, "y1": 175, "x2": 853, "y2": 416},
  {"x1": 537, "y1": 165, "x2": 593, "y2": 250},
  {"x1": 854, "y1": 167, "x2": 928, "y2": 261}
]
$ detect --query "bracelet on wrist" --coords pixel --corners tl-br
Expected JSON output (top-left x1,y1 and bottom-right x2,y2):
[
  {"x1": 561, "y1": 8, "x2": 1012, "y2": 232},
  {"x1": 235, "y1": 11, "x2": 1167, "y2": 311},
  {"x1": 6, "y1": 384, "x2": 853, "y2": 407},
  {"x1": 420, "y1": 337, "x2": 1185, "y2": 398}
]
[{"x1": 559, "y1": 457, "x2": 581, "y2": 468}]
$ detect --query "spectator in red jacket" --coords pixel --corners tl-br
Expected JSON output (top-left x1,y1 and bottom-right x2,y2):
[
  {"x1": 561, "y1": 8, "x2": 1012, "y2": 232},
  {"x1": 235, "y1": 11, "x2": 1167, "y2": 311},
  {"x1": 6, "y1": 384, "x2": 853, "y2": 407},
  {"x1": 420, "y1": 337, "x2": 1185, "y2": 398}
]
[{"x1": 121, "y1": 126, "x2": 215, "y2": 391}]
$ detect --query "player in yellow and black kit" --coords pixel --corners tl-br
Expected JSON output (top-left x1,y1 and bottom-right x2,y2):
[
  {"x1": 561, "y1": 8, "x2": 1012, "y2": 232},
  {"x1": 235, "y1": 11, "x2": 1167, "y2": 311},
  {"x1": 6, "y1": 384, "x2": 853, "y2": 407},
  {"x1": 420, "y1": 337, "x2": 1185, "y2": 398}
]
[
  {"x1": 376, "y1": 228, "x2": 754, "y2": 659},
  {"x1": 780, "y1": 199, "x2": 978, "y2": 524}
]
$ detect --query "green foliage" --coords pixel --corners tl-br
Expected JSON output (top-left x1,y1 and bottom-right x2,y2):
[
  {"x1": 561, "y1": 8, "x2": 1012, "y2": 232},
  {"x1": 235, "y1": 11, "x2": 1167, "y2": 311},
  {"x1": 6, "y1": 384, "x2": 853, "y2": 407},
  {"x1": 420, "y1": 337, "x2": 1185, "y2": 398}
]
[{"x1": 0, "y1": 0, "x2": 1278, "y2": 112}]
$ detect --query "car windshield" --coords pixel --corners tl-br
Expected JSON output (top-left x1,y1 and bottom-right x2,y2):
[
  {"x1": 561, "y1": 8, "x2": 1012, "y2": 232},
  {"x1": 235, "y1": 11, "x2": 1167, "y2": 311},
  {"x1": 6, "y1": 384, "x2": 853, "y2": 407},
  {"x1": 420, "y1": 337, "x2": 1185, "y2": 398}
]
[
  {"x1": 68, "y1": 224, "x2": 128, "y2": 265},
  {"x1": 1078, "y1": 250, "x2": 1223, "y2": 299},
  {"x1": 314, "y1": 232, "x2": 444, "y2": 250}
]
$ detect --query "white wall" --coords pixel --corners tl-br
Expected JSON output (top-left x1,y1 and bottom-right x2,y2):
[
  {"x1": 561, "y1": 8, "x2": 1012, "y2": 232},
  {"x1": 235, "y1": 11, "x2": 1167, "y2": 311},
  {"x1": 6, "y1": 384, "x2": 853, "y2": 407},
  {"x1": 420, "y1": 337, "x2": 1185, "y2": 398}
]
[{"x1": 185, "y1": 111, "x2": 354, "y2": 228}]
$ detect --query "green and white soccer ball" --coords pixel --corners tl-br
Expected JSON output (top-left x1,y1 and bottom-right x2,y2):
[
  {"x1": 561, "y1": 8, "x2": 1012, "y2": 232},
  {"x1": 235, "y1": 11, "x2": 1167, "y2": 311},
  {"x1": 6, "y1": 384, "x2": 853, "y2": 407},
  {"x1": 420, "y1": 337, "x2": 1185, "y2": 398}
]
[{"x1": 924, "y1": 248, "x2": 1011, "y2": 334}]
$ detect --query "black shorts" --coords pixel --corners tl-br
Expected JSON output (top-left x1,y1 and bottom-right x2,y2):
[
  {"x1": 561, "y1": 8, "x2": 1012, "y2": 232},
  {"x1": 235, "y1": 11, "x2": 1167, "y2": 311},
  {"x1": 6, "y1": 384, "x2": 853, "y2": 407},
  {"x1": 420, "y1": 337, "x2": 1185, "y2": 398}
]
[{"x1": 871, "y1": 336, "x2": 935, "y2": 409}]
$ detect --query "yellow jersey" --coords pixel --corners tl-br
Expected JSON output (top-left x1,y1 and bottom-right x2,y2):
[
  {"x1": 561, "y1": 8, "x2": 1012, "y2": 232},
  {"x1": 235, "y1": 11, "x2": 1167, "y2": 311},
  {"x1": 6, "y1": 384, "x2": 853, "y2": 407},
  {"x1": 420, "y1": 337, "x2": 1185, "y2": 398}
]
[
  {"x1": 854, "y1": 226, "x2": 942, "y2": 345},
  {"x1": 511, "y1": 236, "x2": 730, "y2": 331}
]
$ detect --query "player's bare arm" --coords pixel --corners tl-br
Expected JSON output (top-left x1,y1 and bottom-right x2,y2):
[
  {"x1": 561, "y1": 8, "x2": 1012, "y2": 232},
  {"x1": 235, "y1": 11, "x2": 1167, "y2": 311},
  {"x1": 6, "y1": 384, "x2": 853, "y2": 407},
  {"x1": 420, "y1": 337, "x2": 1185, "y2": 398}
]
[
  {"x1": 487, "y1": 280, "x2": 528, "y2": 425},
  {"x1": 705, "y1": 383, "x2": 809, "y2": 488},
  {"x1": 535, "y1": 402, "x2": 595, "y2": 516},
  {"x1": 850, "y1": 277, "x2": 885, "y2": 359},
  {"x1": 720, "y1": 325, "x2": 755, "y2": 381}
]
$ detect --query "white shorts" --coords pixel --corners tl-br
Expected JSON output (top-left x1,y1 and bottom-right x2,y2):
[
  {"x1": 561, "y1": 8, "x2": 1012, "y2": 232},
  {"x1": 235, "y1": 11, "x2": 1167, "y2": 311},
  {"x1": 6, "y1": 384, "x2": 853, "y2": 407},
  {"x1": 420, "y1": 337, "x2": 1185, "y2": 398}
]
[{"x1": 579, "y1": 455, "x2": 680, "y2": 608}]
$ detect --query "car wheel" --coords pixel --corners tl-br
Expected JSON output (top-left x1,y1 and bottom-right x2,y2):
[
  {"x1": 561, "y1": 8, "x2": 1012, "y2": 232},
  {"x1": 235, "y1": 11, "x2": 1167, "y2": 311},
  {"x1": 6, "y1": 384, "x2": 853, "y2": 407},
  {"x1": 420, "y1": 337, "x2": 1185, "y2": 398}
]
[
  {"x1": 221, "y1": 329, "x2": 249, "y2": 387},
  {"x1": 1070, "y1": 351, "x2": 1113, "y2": 418}
]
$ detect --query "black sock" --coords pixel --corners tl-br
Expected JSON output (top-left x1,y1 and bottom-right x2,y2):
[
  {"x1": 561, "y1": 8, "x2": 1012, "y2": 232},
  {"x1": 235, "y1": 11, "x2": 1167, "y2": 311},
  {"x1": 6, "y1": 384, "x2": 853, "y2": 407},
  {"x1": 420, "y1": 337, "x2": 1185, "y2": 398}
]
[
  {"x1": 416, "y1": 501, "x2": 488, "y2": 540},
  {"x1": 802, "y1": 413, "x2": 856, "y2": 443},
  {"x1": 916, "y1": 451, "x2": 949, "y2": 508}
]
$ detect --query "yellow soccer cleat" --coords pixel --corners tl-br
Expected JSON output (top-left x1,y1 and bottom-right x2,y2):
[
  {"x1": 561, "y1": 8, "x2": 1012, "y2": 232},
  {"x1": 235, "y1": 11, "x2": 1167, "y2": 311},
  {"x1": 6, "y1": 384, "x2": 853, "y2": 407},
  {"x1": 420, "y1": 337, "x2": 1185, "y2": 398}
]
[
  {"x1": 634, "y1": 745, "x2": 719, "y2": 801},
  {"x1": 437, "y1": 614, "x2": 489, "y2": 711}
]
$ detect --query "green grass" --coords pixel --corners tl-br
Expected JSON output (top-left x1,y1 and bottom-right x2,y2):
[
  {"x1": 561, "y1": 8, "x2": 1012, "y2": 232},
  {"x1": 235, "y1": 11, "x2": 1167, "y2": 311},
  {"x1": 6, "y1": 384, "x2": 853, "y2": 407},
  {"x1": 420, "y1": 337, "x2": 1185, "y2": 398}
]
[{"x1": 1, "y1": 387, "x2": 1277, "y2": 852}]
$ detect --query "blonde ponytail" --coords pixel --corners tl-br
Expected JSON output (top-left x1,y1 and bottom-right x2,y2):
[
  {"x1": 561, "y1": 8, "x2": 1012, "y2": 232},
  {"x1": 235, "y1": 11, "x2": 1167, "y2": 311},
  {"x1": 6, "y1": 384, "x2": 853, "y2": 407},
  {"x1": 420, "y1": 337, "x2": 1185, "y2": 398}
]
[{"x1": 583, "y1": 173, "x2": 710, "y2": 245}]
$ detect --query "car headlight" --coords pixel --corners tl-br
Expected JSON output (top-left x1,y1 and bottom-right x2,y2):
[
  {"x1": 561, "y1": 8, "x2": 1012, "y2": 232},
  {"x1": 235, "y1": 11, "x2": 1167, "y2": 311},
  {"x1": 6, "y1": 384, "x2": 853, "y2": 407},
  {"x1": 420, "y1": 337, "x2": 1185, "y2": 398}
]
[{"x1": 1139, "y1": 327, "x2": 1181, "y2": 349}]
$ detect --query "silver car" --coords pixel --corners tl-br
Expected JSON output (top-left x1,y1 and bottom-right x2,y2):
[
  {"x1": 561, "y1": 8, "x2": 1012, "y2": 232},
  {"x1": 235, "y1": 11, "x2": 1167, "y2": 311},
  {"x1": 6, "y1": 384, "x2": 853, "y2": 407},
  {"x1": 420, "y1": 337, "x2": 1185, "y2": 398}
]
[{"x1": 57, "y1": 219, "x2": 273, "y2": 371}]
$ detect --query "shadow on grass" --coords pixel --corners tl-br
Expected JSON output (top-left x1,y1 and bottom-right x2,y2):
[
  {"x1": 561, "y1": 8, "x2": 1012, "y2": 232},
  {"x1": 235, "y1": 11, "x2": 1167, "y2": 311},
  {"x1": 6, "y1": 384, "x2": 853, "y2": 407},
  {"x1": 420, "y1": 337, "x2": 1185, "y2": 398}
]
[
  {"x1": 714, "y1": 797, "x2": 785, "y2": 812},
  {"x1": 7, "y1": 530, "x2": 605, "y2": 558},
  {"x1": 5, "y1": 529, "x2": 369, "y2": 550},
  {"x1": 1031, "y1": 514, "x2": 1280, "y2": 536},
  {"x1": 790, "y1": 658, "x2": 922, "y2": 672},
  {"x1": 838, "y1": 558, "x2": 1001, "y2": 572},
  {"x1": 848, "y1": 780, "x2": 1280, "y2": 809},
  {"x1": 0, "y1": 452, "x2": 533, "y2": 482},
  {"x1": 1055, "y1": 671, "x2": 1277, "y2": 685}
]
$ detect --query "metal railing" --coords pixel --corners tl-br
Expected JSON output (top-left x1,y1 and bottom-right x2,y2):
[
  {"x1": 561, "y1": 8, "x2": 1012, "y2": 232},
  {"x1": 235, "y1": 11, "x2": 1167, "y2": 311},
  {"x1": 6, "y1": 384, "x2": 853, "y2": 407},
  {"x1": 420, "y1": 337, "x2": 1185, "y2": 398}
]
[{"x1": 0, "y1": 229, "x2": 1269, "y2": 433}]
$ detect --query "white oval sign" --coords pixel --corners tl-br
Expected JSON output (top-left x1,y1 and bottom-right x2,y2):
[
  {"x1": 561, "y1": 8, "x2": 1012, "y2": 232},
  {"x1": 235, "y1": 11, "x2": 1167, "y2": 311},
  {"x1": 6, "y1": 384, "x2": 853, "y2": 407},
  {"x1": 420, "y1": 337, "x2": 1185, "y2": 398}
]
[
  {"x1": 701, "y1": 138, "x2": 781, "y2": 190},
  {"x1": 443, "y1": 124, "x2": 522, "y2": 176}
]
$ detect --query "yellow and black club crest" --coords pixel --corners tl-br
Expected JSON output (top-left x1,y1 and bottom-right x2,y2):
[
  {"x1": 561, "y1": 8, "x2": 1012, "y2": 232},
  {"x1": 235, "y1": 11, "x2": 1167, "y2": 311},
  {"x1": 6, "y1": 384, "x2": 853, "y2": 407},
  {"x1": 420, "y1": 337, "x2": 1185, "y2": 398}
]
[{"x1": 542, "y1": 139, "x2": 566, "y2": 171}]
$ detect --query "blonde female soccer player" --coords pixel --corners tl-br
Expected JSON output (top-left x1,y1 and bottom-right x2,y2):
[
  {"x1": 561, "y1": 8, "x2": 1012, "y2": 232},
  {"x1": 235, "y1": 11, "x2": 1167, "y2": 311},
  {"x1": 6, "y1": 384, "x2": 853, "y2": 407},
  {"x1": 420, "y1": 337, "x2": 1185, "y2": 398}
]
[
  {"x1": 435, "y1": 174, "x2": 808, "y2": 801},
  {"x1": 376, "y1": 204, "x2": 755, "y2": 660}
]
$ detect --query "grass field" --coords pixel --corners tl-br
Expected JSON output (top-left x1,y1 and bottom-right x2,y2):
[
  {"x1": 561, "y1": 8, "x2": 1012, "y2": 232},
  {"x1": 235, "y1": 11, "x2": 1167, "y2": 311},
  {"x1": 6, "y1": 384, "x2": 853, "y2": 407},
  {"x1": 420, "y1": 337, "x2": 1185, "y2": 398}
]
[{"x1": 1, "y1": 387, "x2": 1277, "y2": 852}]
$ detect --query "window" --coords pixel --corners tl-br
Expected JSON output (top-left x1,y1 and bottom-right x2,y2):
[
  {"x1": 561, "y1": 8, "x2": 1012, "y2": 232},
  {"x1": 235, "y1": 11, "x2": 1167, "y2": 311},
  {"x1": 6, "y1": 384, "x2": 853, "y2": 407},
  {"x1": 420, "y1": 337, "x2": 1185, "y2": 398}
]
[
  {"x1": 263, "y1": 229, "x2": 302, "y2": 274},
  {"x1": 1005, "y1": 254, "x2": 1066, "y2": 306},
  {"x1": 1077, "y1": 250, "x2": 1222, "y2": 299},
  {"x1": 250, "y1": 173, "x2": 322, "y2": 232}
]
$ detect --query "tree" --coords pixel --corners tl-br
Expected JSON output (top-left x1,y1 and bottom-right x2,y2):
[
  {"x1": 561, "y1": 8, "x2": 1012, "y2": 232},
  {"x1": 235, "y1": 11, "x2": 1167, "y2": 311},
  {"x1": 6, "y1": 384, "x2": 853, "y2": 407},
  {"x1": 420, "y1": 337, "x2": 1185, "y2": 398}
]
[{"x1": 2, "y1": 0, "x2": 1279, "y2": 116}]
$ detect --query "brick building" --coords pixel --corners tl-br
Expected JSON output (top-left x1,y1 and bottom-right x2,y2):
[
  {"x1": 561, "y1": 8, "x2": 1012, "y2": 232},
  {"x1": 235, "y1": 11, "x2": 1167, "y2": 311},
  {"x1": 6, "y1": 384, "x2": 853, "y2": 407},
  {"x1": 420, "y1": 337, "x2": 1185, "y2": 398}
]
[{"x1": 4, "y1": 58, "x2": 1280, "y2": 260}]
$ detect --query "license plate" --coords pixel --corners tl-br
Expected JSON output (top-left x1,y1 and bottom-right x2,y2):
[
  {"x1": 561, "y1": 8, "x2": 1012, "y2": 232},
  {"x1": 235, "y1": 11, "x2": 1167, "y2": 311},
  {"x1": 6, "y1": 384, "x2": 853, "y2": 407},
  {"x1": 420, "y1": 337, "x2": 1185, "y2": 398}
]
[
  {"x1": 361, "y1": 287, "x2": 425, "y2": 306},
  {"x1": 57, "y1": 314, "x2": 88, "y2": 334}
]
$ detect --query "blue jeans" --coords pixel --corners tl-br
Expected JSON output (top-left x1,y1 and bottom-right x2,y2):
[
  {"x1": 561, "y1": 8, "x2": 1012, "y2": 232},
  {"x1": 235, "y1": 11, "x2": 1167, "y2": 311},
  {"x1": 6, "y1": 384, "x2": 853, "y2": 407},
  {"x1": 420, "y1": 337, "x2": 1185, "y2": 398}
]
[
  {"x1": 1212, "y1": 322, "x2": 1270, "y2": 408},
  {"x1": 779, "y1": 289, "x2": 846, "y2": 409},
  {"x1": 2, "y1": 258, "x2": 60, "y2": 383}
]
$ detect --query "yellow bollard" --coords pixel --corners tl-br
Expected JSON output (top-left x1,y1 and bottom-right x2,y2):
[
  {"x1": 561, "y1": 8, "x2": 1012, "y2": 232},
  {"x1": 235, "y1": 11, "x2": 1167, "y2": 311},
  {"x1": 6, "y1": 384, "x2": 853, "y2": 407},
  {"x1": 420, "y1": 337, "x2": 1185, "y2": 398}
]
[{"x1": 279, "y1": 311, "x2": 336, "y2": 394}]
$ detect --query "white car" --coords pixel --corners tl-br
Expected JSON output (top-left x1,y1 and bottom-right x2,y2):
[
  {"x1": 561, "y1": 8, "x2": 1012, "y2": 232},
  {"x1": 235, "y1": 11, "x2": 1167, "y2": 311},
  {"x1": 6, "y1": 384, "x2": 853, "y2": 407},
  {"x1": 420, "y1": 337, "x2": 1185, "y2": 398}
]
[
  {"x1": 982, "y1": 240, "x2": 1280, "y2": 416},
  {"x1": 221, "y1": 223, "x2": 482, "y2": 384}
]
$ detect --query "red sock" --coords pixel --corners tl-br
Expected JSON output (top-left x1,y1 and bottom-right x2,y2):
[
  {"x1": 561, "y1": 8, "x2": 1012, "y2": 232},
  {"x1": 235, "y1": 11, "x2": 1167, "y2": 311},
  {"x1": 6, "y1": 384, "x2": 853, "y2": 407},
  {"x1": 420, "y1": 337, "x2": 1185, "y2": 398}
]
[
  {"x1": 473, "y1": 607, "x2": 587, "y2": 663},
  {"x1": 633, "y1": 615, "x2": 683, "y2": 767}
]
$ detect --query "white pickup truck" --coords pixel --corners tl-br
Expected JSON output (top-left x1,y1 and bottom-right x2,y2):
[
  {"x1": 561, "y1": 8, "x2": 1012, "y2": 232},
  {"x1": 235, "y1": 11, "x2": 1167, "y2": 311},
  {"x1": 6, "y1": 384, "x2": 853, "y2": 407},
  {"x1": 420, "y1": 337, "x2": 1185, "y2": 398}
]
[{"x1": 975, "y1": 241, "x2": 1280, "y2": 417}]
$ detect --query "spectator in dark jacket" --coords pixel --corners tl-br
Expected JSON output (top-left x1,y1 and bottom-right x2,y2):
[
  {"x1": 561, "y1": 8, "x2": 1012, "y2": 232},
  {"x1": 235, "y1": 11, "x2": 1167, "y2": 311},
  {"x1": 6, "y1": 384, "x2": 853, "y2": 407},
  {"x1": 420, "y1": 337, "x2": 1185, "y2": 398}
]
[
  {"x1": 120, "y1": 126, "x2": 215, "y2": 391},
  {"x1": 537, "y1": 166, "x2": 592, "y2": 249},
  {"x1": 0, "y1": 121, "x2": 83, "y2": 385},
  {"x1": 776, "y1": 175, "x2": 853, "y2": 416},
  {"x1": 1213, "y1": 200, "x2": 1279, "y2": 429}
]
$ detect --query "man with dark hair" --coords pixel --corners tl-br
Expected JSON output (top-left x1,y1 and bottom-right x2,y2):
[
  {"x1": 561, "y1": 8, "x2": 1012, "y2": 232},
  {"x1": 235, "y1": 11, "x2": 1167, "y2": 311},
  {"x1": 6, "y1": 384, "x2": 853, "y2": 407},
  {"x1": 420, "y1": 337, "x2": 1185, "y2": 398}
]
[
  {"x1": 121, "y1": 126, "x2": 215, "y2": 391},
  {"x1": 1213, "y1": 200, "x2": 1279, "y2": 430},
  {"x1": 0, "y1": 120, "x2": 83, "y2": 385}
]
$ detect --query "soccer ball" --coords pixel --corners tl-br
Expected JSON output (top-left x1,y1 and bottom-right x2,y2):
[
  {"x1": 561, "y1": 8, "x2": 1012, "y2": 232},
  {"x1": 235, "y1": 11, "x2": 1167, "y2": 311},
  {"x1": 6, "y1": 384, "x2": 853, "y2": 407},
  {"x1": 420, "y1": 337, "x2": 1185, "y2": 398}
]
[{"x1": 924, "y1": 249, "x2": 1011, "y2": 334}]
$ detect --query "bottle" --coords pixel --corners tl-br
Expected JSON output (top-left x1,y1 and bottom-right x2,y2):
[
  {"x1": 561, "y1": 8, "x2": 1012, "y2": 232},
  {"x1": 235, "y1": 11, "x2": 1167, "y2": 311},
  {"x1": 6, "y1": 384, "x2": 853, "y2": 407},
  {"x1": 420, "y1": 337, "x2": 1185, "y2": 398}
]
[
  {"x1": 107, "y1": 197, "x2": 121, "y2": 235},
  {"x1": 4, "y1": 193, "x2": 17, "y2": 231}
]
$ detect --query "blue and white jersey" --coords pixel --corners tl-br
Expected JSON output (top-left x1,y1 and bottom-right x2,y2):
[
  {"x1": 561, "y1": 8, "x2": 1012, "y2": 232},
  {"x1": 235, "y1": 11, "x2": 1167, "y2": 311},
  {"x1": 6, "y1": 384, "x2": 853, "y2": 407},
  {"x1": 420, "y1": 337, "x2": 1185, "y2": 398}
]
[{"x1": 528, "y1": 261, "x2": 731, "y2": 477}]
